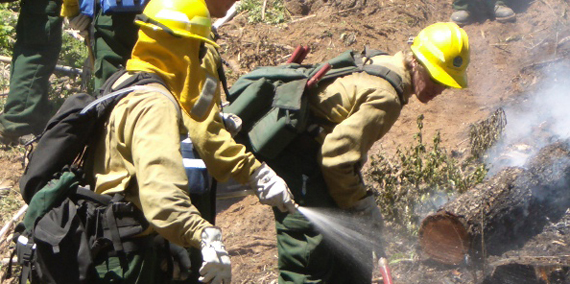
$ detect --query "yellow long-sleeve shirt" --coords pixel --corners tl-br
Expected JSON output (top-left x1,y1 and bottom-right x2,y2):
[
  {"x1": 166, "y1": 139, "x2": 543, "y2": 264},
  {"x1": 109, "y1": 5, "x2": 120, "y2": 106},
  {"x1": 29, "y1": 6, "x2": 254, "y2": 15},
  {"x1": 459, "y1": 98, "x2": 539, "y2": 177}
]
[
  {"x1": 310, "y1": 52, "x2": 413, "y2": 209},
  {"x1": 90, "y1": 83, "x2": 211, "y2": 248}
]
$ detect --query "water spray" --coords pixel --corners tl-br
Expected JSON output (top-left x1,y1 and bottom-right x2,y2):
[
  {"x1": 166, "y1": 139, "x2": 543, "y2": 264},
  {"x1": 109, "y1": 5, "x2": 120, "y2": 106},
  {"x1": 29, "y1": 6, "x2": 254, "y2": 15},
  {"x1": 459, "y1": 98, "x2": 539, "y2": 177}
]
[{"x1": 298, "y1": 206, "x2": 394, "y2": 284}]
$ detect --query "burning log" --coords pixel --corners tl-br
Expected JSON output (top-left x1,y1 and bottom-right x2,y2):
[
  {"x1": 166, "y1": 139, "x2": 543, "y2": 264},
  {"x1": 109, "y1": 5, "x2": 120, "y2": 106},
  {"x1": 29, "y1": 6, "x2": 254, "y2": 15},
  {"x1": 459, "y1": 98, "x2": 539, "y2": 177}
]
[{"x1": 419, "y1": 140, "x2": 570, "y2": 265}]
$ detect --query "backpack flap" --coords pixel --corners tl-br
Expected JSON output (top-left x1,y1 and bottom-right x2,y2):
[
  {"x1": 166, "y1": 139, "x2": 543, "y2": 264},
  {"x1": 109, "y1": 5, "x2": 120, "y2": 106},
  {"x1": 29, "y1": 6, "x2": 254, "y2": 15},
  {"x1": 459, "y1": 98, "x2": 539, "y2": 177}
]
[
  {"x1": 224, "y1": 78, "x2": 274, "y2": 132},
  {"x1": 79, "y1": 0, "x2": 95, "y2": 17},
  {"x1": 23, "y1": 171, "x2": 81, "y2": 231},
  {"x1": 248, "y1": 79, "x2": 310, "y2": 160},
  {"x1": 100, "y1": 0, "x2": 148, "y2": 14},
  {"x1": 20, "y1": 93, "x2": 96, "y2": 204},
  {"x1": 33, "y1": 198, "x2": 95, "y2": 284},
  {"x1": 248, "y1": 108, "x2": 297, "y2": 160}
]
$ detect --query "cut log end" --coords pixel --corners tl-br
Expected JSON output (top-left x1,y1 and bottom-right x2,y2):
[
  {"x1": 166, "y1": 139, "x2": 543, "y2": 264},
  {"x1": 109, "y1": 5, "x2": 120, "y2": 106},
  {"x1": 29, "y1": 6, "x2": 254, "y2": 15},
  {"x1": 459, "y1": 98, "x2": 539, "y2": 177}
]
[{"x1": 419, "y1": 211, "x2": 471, "y2": 265}]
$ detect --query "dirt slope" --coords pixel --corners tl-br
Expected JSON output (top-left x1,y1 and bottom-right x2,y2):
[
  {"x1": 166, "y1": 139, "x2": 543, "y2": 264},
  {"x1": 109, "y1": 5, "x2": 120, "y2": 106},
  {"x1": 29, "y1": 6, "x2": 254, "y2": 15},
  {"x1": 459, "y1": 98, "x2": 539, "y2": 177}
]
[{"x1": 214, "y1": 0, "x2": 570, "y2": 282}]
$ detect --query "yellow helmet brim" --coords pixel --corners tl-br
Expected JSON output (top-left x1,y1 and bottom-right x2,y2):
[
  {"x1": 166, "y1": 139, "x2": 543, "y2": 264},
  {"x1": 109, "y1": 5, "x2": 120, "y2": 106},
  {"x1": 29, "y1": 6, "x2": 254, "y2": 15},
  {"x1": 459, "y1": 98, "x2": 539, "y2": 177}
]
[
  {"x1": 135, "y1": 20, "x2": 220, "y2": 49},
  {"x1": 411, "y1": 44, "x2": 467, "y2": 89}
]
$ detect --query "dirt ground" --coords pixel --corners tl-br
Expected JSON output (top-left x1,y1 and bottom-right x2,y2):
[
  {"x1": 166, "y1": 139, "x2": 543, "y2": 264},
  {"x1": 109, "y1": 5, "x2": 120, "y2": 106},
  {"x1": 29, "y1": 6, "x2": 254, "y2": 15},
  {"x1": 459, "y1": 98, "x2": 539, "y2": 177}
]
[{"x1": 1, "y1": 0, "x2": 570, "y2": 283}]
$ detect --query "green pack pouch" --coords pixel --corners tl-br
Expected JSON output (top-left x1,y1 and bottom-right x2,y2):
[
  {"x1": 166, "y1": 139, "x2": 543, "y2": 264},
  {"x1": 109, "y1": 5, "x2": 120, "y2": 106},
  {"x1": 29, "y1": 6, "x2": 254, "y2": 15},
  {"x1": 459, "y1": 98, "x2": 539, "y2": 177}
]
[{"x1": 248, "y1": 78, "x2": 309, "y2": 159}]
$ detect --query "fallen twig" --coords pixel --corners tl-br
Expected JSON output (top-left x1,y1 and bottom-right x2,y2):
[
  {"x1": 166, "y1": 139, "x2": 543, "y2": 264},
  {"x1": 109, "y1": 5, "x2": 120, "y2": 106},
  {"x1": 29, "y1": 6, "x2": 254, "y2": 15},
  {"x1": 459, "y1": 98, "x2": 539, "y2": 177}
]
[
  {"x1": 558, "y1": 35, "x2": 570, "y2": 46},
  {"x1": 261, "y1": 0, "x2": 268, "y2": 21},
  {"x1": 290, "y1": 14, "x2": 316, "y2": 24},
  {"x1": 526, "y1": 38, "x2": 547, "y2": 51},
  {"x1": 521, "y1": 57, "x2": 565, "y2": 72},
  {"x1": 0, "y1": 56, "x2": 82, "y2": 76},
  {"x1": 213, "y1": 2, "x2": 241, "y2": 29},
  {"x1": 0, "y1": 204, "x2": 28, "y2": 244}
]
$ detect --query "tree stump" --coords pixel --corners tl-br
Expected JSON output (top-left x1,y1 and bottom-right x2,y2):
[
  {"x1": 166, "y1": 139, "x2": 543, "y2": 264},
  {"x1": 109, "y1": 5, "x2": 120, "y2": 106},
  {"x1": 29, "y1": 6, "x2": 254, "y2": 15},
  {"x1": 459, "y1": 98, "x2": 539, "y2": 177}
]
[{"x1": 419, "y1": 140, "x2": 570, "y2": 265}]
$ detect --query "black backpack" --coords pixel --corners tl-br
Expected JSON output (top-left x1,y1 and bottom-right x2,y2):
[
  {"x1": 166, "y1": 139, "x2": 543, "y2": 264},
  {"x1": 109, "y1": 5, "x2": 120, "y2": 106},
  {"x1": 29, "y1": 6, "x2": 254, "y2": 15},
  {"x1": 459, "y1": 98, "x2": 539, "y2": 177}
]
[
  {"x1": 7, "y1": 70, "x2": 172, "y2": 284},
  {"x1": 224, "y1": 47, "x2": 404, "y2": 159}
]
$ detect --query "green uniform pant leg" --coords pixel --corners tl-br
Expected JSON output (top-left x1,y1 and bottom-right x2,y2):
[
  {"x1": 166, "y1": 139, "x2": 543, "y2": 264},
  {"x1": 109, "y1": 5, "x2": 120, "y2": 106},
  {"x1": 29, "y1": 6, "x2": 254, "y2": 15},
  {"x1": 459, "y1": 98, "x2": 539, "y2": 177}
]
[
  {"x1": 267, "y1": 135, "x2": 373, "y2": 284},
  {"x1": 0, "y1": 0, "x2": 62, "y2": 136},
  {"x1": 92, "y1": 11, "x2": 139, "y2": 89}
]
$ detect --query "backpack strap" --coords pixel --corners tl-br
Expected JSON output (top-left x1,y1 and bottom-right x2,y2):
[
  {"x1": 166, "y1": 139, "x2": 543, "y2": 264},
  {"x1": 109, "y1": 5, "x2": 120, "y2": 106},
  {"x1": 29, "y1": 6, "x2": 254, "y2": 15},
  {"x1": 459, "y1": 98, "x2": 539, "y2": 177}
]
[
  {"x1": 362, "y1": 65, "x2": 405, "y2": 103},
  {"x1": 354, "y1": 48, "x2": 406, "y2": 105}
]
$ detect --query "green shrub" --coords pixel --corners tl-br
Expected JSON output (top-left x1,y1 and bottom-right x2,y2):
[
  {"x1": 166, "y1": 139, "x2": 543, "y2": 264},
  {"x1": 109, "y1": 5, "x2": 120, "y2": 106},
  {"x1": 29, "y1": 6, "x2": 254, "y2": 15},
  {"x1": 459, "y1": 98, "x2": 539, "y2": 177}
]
[
  {"x1": 238, "y1": 0, "x2": 286, "y2": 24},
  {"x1": 60, "y1": 32, "x2": 88, "y2": 69},
  {"x1": 366, "y1": 114, "x2": 488, "y2": 235},
  {"x1": 0, "y1": 3, "x2": 18, "y2": 55}
]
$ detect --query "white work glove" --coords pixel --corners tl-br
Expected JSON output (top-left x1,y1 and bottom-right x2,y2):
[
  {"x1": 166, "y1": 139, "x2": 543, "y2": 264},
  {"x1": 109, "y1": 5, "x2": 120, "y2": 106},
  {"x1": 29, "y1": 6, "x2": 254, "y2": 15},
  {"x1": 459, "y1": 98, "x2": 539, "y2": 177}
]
[
  {"x1": 199, "y1": 227, "x2": 231, "y2": 284},
  {"x1": 66, "y1": 14, "x2": 91, "y2": 38},
  {"x1": 249, "y1": 163, "x2": 298, "y2": 214},
  {"x1": 220, "y1": 112, "x2": 242, "y2": 137}
]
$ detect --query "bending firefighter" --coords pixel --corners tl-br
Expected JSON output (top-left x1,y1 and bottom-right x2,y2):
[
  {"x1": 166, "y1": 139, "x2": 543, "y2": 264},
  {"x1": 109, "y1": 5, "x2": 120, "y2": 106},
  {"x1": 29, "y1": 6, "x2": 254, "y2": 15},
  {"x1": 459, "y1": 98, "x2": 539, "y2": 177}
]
[{"x1": 234, "y1": 22, "x2": 471, "y2": 283}]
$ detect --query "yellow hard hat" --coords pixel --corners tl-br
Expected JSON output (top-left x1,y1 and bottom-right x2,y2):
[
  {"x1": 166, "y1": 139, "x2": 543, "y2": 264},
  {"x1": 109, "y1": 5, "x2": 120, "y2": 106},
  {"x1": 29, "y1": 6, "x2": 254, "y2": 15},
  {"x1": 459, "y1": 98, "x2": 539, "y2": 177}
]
[
  {"x1": 134, "y1": 0, "x2": 219, "y2": 48},
  {"x1": 411, "y1": 22, "x2": 470, "y2": 89}
]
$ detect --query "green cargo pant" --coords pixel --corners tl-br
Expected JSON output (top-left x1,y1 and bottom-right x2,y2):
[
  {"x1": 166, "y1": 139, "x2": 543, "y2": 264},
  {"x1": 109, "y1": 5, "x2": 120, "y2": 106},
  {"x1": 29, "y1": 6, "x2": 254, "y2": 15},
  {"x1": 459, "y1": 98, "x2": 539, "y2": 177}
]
[
  {"x1": 92, "y1": 10, "x2": 139, "y2": 89},
  {"x1": 266, "y1": 135, "x2": 373, "y2": 284},
  {"x1": 453, "y1": 0, "x2": 506, "y2": 11},
  {"x1": 0, "y1": 0, "x2": 63, "y2": 137}
]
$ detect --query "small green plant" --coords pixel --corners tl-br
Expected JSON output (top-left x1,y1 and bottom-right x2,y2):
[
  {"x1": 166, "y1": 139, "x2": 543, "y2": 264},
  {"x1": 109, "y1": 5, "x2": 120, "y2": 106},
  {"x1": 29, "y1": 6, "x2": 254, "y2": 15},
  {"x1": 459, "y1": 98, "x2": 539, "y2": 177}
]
[
  {"x1": 60, "y1": 32, "x2": 89, "y2": 70},
  {"x1": 367, "y1": 114, "x2": 487, "y2": 235},
  {"x1": 238, "y1": 0, "x2": 286, "y2": 24},
  {"x1": 0, "y1": 3, "x2": 18, "y2": 55}
]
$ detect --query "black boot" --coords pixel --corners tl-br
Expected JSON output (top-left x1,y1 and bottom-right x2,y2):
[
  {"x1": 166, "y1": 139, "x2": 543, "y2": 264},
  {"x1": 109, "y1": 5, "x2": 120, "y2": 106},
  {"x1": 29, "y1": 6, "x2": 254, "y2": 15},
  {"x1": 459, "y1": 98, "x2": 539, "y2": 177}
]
[
  {"x1": 494, "y1": 4, "x2": 516, "y2": 23},
  {"x1": 450, "y1": 10, "x2": 471, "y2": 26}
]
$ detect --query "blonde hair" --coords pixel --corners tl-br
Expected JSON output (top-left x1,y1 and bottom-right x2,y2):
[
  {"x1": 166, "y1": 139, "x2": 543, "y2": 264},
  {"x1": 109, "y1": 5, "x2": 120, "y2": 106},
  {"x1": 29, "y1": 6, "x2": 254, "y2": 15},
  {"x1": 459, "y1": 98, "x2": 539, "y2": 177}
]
[{"x1": 403, "y1": 49, "x2": 415, "y2": 71}]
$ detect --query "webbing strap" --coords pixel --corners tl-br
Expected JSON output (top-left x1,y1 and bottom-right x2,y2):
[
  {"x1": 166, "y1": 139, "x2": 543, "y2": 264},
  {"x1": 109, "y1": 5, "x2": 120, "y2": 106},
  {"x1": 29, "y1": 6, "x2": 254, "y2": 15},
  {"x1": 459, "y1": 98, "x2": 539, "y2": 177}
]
[
  {"x1": 81, "y1": 85, "x2": 182, "y2": 119},
  {"x1": 362, "y1": 65, "x2": 405, "y2": 102},
  {"x1": 105, "y1": 204, "x2": 124, "y2": 252}
]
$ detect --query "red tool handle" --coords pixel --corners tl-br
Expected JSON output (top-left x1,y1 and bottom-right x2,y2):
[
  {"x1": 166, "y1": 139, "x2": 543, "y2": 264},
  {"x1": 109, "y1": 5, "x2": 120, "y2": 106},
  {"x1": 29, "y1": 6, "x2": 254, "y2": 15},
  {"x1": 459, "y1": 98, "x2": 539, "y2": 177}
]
[
  {"x1": 297, "y1": 45, "x2": 310, "y2": 63},
  {"x1": 379, "y1": 257, "x2": 393, "y2": 284},
  {"x1": 306, "y1": 63, "x2": 331, "y2": 89},
  {"x1": 287, "y1": 45, "x2": 305, "y2": 64}
]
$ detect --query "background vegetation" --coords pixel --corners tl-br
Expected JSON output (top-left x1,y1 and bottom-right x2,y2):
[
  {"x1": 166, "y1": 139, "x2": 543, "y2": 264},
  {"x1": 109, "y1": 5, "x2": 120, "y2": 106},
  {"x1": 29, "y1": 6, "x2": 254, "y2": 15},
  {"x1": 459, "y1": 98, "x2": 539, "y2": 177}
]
[{"x1": 366, "y1": 115, "x2": 490, "y2": 235}]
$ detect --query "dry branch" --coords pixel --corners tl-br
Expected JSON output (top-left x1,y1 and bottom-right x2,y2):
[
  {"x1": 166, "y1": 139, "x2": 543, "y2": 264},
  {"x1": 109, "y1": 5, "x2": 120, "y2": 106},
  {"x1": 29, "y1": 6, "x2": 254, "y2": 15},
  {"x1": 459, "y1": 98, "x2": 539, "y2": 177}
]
[
  {"x1": 0, "y1": 204, "x2": 28, "y2": 244},
  {"x1": 0, "y1": 56, "x2": 82, "y2": 76}
]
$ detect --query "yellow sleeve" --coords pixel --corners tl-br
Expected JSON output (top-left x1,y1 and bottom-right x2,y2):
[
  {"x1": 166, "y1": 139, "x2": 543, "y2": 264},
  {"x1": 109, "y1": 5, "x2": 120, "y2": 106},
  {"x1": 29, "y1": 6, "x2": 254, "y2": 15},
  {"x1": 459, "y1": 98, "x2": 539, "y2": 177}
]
[
  {"x1": 184, "y1": 102, "x2": 261, "y2": 184},
  {"x1": 60, "y1": 0, "x2": 80, "y2": 17},
  {"x1": 314, "y1": 73, "x2": 403, "y2": 209},
  {"x1": 184, "y1": 43, "x2": 261, "y2": 184}
]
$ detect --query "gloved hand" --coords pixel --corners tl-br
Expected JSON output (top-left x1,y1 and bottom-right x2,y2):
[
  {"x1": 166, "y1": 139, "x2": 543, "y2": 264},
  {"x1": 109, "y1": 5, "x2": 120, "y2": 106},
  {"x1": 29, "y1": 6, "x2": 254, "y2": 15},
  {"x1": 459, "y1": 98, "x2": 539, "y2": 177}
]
[
  {"x1": 66, "y1": 14, "x2": 91, "y2": 38},
  {"x1": 350, "y1": 193, "x2": 386, "y2": 258},
  {"x1": 249, "y1": 163, "x2": 298, "y2": 214},
  {"x1": 350, "y1": 194, "x2": 384, "y2": 229},
  {"x1": 220, "y1": 112, "x2": 242, "y2": 137},
  {"x1": 160, "y1": 242, "x2": 191, "y2": 281},
  {"x1": 199, "y1": 227, "x2": 231, "y2": 284}
]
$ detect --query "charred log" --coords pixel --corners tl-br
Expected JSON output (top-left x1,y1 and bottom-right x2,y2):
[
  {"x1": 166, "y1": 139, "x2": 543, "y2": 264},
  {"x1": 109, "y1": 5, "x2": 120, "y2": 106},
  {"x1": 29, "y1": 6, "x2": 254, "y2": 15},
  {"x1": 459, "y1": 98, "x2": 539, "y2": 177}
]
[{"x1": 419, "y1": 140, "x2": 570, "y2": 265}]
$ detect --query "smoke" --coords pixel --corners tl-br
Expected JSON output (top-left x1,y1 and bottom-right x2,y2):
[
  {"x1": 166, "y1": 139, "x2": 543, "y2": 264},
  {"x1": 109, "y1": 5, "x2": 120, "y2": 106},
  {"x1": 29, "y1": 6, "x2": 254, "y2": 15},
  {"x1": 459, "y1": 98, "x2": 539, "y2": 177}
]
[{"x1": 485, "y1": 60, "x2": 570, "y2": 175}]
